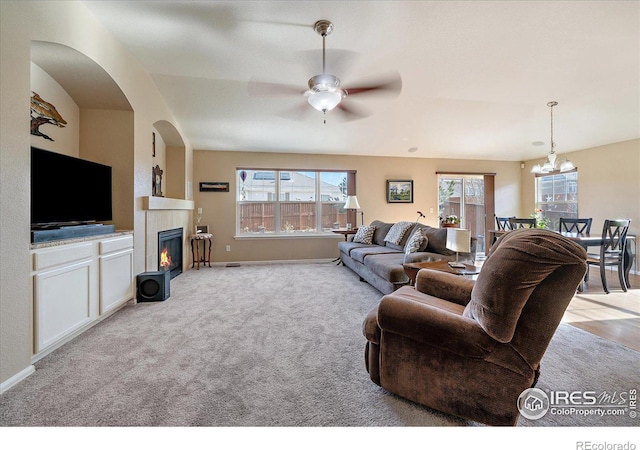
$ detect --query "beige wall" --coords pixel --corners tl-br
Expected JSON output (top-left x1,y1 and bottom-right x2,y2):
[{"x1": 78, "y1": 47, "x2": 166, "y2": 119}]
[
  {"x1": 80, "y1": 109, "x2": 135, "y2": 230},
  {"x1": 0, "y1": 1, "x2": 192, "y2": 387},
  {"x1": 521, "y1": 139, "x2": 640, "y2": 237},
  {"x1": 193, "y1": 150, "x2": 522, "y2": 262},
  {"x1": 30, "y1": 62, "x2": 80, "y2": 155},
  {"x1": 166, "y1": 145, "x2": 186, "y2": 199},
  {"x1": 1, "y1": 0, "x2": 32, "y2": 388}
]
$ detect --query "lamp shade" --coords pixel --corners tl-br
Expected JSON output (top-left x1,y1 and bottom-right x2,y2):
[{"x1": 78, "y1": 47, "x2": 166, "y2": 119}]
[
  {"x1": 446, "y1": 228, "x2": 471, "y2": 253},
  {"x1": 344, "y1": 195, "x2": 361, "y2": 210}
]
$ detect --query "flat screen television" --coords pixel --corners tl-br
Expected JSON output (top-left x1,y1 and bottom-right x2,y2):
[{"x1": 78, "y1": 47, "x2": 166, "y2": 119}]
[{"x1": 31, "y1": 147, "x2": 112, "y2": 227}]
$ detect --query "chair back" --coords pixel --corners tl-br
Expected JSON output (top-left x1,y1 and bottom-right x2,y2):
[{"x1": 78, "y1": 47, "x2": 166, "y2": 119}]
[
  {"x1": 600, "y1": 219, "x2": 630, "y2": 260},
  {"x1": 464, "y1": 229, "x2": 587, "y2": 367},
  {"x1": 559, "y1": 218, "x2": 592, "y2": 235},
  {"x1": 509, "y1": 217, "x2": 536, "y2": 229},
  {"x1": 495, "y1": 216, "x2": 513, "y2": 231}
]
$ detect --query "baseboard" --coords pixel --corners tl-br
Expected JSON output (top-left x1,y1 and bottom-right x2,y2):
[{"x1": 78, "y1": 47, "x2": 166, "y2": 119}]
[{"x1": 0, "y1": 365, "x2": 35, "y2": 394}]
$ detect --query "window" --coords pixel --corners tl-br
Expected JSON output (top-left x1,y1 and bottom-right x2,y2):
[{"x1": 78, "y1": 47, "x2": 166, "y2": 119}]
[
  {"x1": 437, "y1": 172, "x2": 496, "y2": 256},
  {"x1": 535, "y1": 170, "x2": 578, "y2": 230},
  {"x1": 237, "y1": 169, "x2": 349, "y2": 236}
]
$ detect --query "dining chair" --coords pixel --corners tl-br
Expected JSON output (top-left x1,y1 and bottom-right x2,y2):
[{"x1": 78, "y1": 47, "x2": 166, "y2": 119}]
[
  {"x1": 586, "y1": 219, "x2": 631, "y2": 294},
  {"x1": 495, "y1": 216, "x2": 513, "y2": 231},
  {"x1": 509, "y1": 218, "x2": 537, "y2": 229},
  {"x1": 559, "y1": 218, "x2": 593, "y2": 235}
]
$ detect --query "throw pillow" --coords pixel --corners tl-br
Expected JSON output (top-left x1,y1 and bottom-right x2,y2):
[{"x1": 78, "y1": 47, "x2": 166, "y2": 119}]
[
  {"x1": 352, "y1": 225, "x2": 375, "y2": 244},
  {"x1": 404, "y1": 227, "x2": 426, "y2": 254},
  {"x1": 384, "y1": 221, "x2": 414, "y2": 246},
  {"x1": 412, "y1": 224, "x2": 431, "y2": 251}
]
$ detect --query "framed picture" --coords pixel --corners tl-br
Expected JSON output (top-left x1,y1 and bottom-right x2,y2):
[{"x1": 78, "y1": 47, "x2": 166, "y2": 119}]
[
  {"x1": 196, "y1": 225, "x2": 209, "y2": 234},
  {"x1": 199, "y1": 182, "x2": 229, "y2": 192},
  {"x1": 152, "y1": 132, "x2": 156, "y2": 157},
  {"x1": 387, "y1": 179, "x2": 413, "y2": 203}
]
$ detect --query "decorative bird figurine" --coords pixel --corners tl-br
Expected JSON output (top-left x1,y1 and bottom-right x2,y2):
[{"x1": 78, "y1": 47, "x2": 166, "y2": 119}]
[{"x1": 30, "y1": 91, "x2": 67, "y2": 141}]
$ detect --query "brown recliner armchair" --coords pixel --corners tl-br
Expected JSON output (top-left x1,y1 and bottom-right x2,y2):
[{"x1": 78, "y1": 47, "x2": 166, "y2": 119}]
[{"x1": 363, "y1": 228, "x2": 587, "y2": 426}]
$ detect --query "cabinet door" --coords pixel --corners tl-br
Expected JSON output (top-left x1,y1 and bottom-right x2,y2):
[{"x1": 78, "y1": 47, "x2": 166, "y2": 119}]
[
  {"x1": 34, "y1": 259, "x2": 95, "y2": 353},
  {"x1": 99, "y1": 249, "x2": 134, "y2": 315}
]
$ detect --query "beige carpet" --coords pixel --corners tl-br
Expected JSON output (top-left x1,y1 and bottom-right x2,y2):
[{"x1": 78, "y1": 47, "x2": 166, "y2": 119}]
[{"x1": 0, "y1": 262, "x2": 638, "y2": 427}]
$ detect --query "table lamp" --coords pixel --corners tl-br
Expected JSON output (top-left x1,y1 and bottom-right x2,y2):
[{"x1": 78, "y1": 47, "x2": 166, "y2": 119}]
[
  {"x1": 446, "y1": 228, "x2": 471, "y2": 268},
  {"x1": 344, "y1": 195, "x2": 361, "y2": 228}
]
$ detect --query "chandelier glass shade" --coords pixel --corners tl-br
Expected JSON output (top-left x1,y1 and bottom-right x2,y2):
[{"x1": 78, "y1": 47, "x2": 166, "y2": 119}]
[{"x1": 531, "y1": 101, "x2": 574, "y2": 174}]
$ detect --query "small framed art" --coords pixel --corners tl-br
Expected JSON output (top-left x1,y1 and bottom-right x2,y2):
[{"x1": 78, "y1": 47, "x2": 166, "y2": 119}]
[
  {"x1": 386, "y1": 180, "x2": 413, "y2": 203},
  {"x1": 199, "y1": 182, "x2": 229, "y2": 192}
]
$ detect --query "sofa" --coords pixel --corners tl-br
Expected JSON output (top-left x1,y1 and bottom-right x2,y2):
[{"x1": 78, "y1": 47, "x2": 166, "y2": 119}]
[
  {"x1": 338, "y1": 220, "x2": 476, "y2": 294},
  {"x1": 362, "y1": 228, "x2": 588, "y2": 425}
]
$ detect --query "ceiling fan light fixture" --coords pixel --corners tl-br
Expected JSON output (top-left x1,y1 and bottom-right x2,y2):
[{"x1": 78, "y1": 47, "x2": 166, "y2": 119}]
[{"x1": 307, "y1": 90, "x2": 343, "y2": 112}]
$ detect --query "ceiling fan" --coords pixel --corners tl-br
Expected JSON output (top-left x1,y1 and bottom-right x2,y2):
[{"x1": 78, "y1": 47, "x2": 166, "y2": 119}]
[{"x1": 249, "y1": 19, "x2": 402, "y2": 123}]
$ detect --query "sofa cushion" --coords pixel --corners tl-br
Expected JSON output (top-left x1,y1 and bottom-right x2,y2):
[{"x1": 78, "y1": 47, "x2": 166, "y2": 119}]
[
  {"x1": 338, "y1": 241, "x2": 377, "y2": 256},
  {"x1": 422, "y1": 226, "x2": 455, "y2": 255},
  {"x1": 384, "y1": 221, "x2": 415, "y2": 246},
  {"x1": 353, "y1": 225, "x2": 375, "y2": 244},
  {"x1": 370, "y1": 220, "x2": 394, "y2": 246},
  {"x1": 363, "y1": 253, "x2": 409, "y2": 284},
  {"x1": 350, "y1": 246, "x2": 402, "y2": 264},
  {"x1": 404, "y1": 227, "x2": 427, "y2": 254}
]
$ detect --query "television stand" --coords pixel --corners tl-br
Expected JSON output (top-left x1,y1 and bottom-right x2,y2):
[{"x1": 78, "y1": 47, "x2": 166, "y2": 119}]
[{"x1": 31, "y1": 223, "x2": 116, "y2": 243}]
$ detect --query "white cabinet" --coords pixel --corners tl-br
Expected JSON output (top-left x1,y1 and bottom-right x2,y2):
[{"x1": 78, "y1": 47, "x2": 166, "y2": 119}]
[
  {"x1": 33, "y1": 256, "x2": 96, "y2": 352},
  {"x1": 31, "y1": 233, "x2": 133, "y2": 358},
  {"x1": 99, "y1": 236, "x2": 134, "y2": 315}
]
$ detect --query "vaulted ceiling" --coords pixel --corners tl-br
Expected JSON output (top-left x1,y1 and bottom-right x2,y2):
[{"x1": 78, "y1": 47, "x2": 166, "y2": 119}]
[{"x1": 81, "y1": 0, "x2": 639, "y2": 161}]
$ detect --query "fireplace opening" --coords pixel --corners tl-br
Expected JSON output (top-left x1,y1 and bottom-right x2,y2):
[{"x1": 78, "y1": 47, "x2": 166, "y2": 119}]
[{"x1": 158, "y1": 228, "x2": 183, "y2": 279}]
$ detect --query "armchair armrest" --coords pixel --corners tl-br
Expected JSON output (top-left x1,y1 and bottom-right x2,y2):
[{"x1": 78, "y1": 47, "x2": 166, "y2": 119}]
[
  {"x1": 377, "y1": 294, "x2": 496, "y2": 358},
  {"x1": 415, "y1": 269, "x2": 474, "y2": 306}
]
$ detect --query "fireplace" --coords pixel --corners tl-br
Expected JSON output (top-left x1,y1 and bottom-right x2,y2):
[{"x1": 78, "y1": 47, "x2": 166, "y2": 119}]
[{"x1": 158, "y1": 228, "x2": 183, "y2": 279}]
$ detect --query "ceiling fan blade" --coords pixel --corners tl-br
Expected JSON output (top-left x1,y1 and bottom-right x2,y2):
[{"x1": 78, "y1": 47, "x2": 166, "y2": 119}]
[
  {"x1": 248, "y1": 79, "x2": 305, "y2": 97},
  {"x1": 335, "y1": 102, "x2": 369, "y2": 121},
  {"x1": 240, "y1": 19, "x2": 312, "y2": 29},
  {"x1": 277, "y1": 102, "x2": 313, "y2": 121},
  {"x1": 344, "y1": 73, "x2": 402, "y2": 96}
]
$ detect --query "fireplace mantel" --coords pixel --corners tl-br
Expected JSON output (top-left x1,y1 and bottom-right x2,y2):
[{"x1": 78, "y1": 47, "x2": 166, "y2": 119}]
[{"x1": 142, "y1": 196, "x2": 194, "y2": 211}]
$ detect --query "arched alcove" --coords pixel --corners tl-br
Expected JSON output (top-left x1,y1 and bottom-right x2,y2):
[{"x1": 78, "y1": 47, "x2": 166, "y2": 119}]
[
  {"x1": 30, "y1": 41, "x2": 135, "y2": 229},
  {"x1": 153, "y1": 120, "x2": 187, "y2": 200}
]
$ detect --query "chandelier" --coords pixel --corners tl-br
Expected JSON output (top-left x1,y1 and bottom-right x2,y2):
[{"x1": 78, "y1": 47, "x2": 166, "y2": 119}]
[{"x1": 531, "y1": 101, "x2": 574, "y2": 174}]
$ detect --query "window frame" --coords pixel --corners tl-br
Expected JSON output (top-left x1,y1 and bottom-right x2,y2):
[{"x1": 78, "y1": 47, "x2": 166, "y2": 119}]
[
  {"x1": 534, "y1": 168, "x2": 579, "y2": 230},
  {"x1": 236, "y1": 169, "x2": 351, "y2": 238}
]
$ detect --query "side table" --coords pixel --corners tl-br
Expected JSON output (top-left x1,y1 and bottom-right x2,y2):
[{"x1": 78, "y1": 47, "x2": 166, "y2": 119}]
[
  {"x1": 331, "y1": 229, "x2": 358, "y2": 265},
  {"x1": 403, "y1": 260, "x2": 481, "y2": 285},
  {"x1": 190, "y1": 233, "x2": 213, "y2": 270}
]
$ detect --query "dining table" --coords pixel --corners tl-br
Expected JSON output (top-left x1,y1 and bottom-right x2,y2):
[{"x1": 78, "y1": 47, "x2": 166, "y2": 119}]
[{"x1": 487, "y1": 229, "x2": 636, "y2": 289}]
